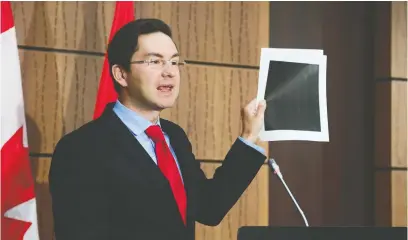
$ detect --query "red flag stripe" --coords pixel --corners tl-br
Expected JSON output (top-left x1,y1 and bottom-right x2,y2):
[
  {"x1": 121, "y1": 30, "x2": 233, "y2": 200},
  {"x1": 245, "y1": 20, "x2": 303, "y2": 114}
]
[
  {"x1": 2, "y1": 217, "x2": 31, "y2": 240},
  {"x1": 1, "y1": 128, "x2": 36, "y2": 239},
  {"x1": 1, "y1": 1, "x2": 14, "y2": 33},
  {"x1": 108, "y1": 1, "x2": 135, "y2": 43},
  {"x1": 1, "y1": 128, "x2": 35, "y2": 212},
  {"x1": 93, "y1": 1, "x2": 135, "y2": 119}
]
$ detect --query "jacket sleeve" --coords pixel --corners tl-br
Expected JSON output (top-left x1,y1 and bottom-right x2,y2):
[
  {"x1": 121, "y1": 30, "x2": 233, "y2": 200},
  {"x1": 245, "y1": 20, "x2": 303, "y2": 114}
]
[
  {"x1": 49, "y1": 135, "x2": 110, "y2": 240},
  {"x1": 179, "y1": 129, "x2": 267, "y2": 226}
]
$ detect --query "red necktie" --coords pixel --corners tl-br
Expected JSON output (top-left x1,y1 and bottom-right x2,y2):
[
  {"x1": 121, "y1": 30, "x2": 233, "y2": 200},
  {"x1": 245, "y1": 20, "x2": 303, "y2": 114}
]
[{"x1": 145, "y1": 125, "x2": 187, "y2": 225}]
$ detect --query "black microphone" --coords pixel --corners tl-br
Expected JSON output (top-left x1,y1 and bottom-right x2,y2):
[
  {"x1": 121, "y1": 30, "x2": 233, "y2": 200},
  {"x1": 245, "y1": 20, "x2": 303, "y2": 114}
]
[{"x1": 268, "y1": 158, "x2": 309, "y2": 227}]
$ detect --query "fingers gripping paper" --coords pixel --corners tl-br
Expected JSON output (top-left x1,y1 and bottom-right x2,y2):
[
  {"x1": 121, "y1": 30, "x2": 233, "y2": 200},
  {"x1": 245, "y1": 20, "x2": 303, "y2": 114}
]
[{"x1": 256, "y1": 48, "x2": 329, "y2": 142}]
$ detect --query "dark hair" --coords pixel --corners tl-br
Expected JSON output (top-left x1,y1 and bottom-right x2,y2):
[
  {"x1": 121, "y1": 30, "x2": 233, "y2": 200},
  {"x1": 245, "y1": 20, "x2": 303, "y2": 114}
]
[{"x1": 107, "y1": 18, "x2": 173, "y2": 93}]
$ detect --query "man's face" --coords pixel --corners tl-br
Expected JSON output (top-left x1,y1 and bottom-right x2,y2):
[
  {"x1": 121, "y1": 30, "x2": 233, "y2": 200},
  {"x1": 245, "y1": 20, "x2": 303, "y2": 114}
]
[{"x1": 123, "y1": 32, "x2": 181, "y2": 111}]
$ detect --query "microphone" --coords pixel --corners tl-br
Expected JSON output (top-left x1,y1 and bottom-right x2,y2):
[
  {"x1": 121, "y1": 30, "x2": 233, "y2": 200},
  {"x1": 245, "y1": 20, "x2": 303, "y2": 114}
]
[{"x1": 268, "y1": 158, "x2": 309, "y2": 227}]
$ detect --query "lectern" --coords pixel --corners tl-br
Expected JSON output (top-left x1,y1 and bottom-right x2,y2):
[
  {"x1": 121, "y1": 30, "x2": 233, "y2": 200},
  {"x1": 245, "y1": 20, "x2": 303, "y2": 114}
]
[{"x1": 238, "y1": 226, "x2": 407, "y2": 240}]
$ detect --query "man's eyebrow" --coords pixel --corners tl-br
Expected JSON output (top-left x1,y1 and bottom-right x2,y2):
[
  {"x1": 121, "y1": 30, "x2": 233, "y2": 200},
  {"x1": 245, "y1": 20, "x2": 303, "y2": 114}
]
[
  {"x1": 145, "y1": 52, "x2": 180, "y2": 58},
  {"x1": 145, "y1": 52, "x2": 163, "y2": 58}
]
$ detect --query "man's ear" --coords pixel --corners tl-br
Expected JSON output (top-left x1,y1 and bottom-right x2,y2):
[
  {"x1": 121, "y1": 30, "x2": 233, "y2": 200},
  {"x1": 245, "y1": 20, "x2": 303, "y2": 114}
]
[{"x1": 112, "y1": 65, "x2": 128, "y2": 87}]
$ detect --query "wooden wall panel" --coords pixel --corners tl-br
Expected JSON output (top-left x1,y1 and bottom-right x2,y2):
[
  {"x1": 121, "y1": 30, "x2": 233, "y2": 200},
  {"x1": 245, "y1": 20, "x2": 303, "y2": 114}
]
[
  {"x1": 390, "y1": 1, "x2": 407, "y2": 168},
  {"x1": 19, "y1": 50, "x2": 103, "y2": 153},
  {"x1": 322, "y1": 1, "x2": 376, "y2": 225},
  {"x1": 195, "y1": 163, "x2": 269, "y2": 240},
  {"x1": 391, "y1": 82, "x2": 407, "y2": 168},
  {"x1": 374, "y1": 81, "x2": 407, "y2": 168},
  {"x1": 12, "y1": 2, "x2": 115, "y2": 52},
  {"x1": 35, "y1": 157, "x2": 52, "y2": 184},
  {"x1": 391, "y1": 1, "x2": 407, "y2": 78},
  {"x1": 374, "y1": 171, "x2": 391, "y2": 226},
  {"x1": 134, "y1": 1, "x2": 269, "y2": 65},
  {"x1": 391, "y1": 171, "x2": 407, "y2": 226},
  {"x1": 374, "y1": 1, "x2": 408, "y2": 227},
  {"x1": 12, "y1": 1, "x2": 269, "y2": 65},
  {"x1": 269, "y1": 1, "x2": 376, "y2": 226},
  {"x1": 373, "y1": 2, "x2": 391, "y2": 79},
  {"x1": 374, "y1": 82, "x2": 392, "y2": 168},
  {"x1": 31, "y1": 157, "x2": 55, "y2": 240},
  {"x1": 375, "y1": 170, "x2": 408, "y2": 227}
]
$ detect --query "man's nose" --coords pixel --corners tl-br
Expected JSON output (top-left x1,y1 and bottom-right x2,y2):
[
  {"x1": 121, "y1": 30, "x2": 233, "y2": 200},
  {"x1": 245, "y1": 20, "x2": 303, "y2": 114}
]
[{"x1": 162, "y1": 64, "x2": 176, "y2": 77}]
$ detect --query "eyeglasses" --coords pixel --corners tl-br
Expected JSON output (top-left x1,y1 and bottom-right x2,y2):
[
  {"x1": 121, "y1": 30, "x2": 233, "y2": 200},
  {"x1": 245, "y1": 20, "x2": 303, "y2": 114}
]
[{"x1": 130, "y1": 59, "x2": 186, "y2": 69}]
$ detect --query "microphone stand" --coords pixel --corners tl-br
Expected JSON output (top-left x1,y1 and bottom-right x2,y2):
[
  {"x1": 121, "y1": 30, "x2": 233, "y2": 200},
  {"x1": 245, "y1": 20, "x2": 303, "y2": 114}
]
[{"x1": 268, "y1": 158, "x2": 309, "y2": 227}]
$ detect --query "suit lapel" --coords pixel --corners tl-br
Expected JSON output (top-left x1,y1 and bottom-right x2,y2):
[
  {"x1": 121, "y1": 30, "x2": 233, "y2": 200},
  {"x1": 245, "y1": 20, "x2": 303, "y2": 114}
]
[
  {"x1": 101, "y1": 104, "x2": 192, "y2": 228},
  {"x1": 101, "y1": 104, "x2": 169, "y2": 189}
]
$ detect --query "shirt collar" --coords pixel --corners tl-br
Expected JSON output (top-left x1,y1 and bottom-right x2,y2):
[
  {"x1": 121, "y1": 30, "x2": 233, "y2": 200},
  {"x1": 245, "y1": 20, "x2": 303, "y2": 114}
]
[{"x1": 112, "y1": 100, "x2": 161, "y2": 136}]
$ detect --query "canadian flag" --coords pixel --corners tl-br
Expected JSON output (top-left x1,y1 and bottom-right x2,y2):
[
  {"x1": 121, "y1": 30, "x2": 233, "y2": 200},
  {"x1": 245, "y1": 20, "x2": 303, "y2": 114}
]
[
  {"x1": 1, "y1": 1, "x2": 40, "y2": 240},
  {"x1": 93, "y1": 1, "x2": 134, "y2": 119}
]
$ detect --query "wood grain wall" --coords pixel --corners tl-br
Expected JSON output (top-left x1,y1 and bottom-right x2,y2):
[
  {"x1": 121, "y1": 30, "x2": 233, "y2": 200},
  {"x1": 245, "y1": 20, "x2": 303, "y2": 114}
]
[
  {"x1": 268, "y1": 2, "x2": 377, "y2": 226},
  {"x1": 266, "y1": 1, "x2": 407, "y2": 227},
  {"x1": 11, "y1": 2, "x2": 270, "y2": 240},
  {"x1": 374, "y1": 1, "x2": 407, "y2": 227}
]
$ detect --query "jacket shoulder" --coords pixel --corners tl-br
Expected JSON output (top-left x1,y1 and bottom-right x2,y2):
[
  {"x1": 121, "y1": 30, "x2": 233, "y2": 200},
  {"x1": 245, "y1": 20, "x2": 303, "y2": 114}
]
[
  {"x1": 53, "y1": 117, "x2": 105, "y2": 153},
  {"x1": 160, "y1": 118, "x2": 187, "y2": 136}
]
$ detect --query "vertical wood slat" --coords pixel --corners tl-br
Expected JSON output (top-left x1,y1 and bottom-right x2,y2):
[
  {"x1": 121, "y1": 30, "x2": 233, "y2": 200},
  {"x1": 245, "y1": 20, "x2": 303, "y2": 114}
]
[
  {"x1": 391, "y1": 81, "x2": 407, "y2": 168},
  {"x1": 390, "y1": 1, "x2": 407, "y2": 169},
  {"x1": 375, "y1": 170, "x2": 408, "y2": 227},
  {"x1": 322, "y1": 2, "x2": 376, "y2": 225},
  {"x1": 31, "y1": 157, "x2": 55, "y2": 240},
  {"x1": 390, "y1": 2, "x2": 407, "y2": 78},
  {"x1": 195, "y1": 164, "x2": 269, "y2": 240},
  {"x1": 391, "y1": 171, "x2": 407, "y2": 226},
  {"x1": 374, "y1": 1, "x2": 407, "y2": 227},
  {"x1": 269, "y1": 1, "x2": 325, "y2": 226},
  {"x1": 269, "y1": 1, "x2": 377, "y2": 226},
  {"x1": 374, "y1": 82, "x2": 392, "y2": 168}
]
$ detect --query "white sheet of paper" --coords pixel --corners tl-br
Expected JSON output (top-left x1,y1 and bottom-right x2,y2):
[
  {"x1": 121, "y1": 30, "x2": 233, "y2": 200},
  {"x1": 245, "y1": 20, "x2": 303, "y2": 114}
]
[{"x1": 256, "y1": 48, "x2": 329, "y2": 142}]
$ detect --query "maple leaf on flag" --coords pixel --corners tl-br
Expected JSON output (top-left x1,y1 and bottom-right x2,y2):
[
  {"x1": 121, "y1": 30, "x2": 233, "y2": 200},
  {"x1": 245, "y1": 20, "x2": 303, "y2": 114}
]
[{"x1": 1, "y1": 1, "x2": 40, "y2": 239}]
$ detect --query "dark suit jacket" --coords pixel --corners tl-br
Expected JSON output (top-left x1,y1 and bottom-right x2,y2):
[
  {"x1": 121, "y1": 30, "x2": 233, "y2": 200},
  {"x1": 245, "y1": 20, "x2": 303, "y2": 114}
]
[{"x1": 49, "y1": 103, "x2": 266, "y2": 240}]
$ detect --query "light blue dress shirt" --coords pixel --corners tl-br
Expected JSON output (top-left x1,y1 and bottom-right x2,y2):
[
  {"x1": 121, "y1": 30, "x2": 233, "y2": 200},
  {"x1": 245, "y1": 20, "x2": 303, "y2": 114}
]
[{"x1": 112, "y1": 100, "x2": 266, "y2": 180}]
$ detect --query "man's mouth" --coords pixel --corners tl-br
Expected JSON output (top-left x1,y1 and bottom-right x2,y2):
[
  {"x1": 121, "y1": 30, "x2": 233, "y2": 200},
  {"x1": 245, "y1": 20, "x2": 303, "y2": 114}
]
[{"x1": 157, "y1": 84, "x2": 174, "y2": 92}]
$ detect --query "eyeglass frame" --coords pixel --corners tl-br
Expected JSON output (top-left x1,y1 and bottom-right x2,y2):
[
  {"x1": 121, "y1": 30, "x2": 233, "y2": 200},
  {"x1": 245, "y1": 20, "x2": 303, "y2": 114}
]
[{"x1": 129, "y1": 59, "x2": 187, "y2": 68}]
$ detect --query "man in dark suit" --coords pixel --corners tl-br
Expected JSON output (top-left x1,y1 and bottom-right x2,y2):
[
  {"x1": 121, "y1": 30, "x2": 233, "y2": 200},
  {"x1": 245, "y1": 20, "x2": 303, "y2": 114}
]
[{"x1": 49, "y1": 19, "x2": 267, "y2": 240}]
